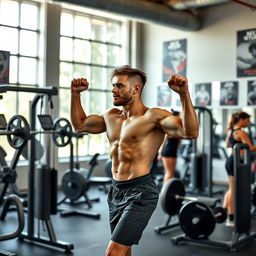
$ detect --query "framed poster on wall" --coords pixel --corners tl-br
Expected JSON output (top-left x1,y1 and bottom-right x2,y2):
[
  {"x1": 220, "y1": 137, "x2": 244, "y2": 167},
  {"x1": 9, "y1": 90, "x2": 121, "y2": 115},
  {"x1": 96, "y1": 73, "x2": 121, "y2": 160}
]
[
  {"x1": 162, "y1": 39, "x2": 187, "y2": 82},
  {"x1": 220, "y1": 81, "x2": 238, "y2": 106},
  {"x1": 157, "y1": 85, "x2": 171, "y2": 107},
  {"x1": 236, "y1": 28, "x2": 256, "y2": 77},
  {"x1": 247, "y1": 80, "x2": 256, "y2": 105},
  {"x1": 0, "y1": 50, "x2": 10, "y2": 84},
  {"x1": 194, "y1": 83, "x2": 211, "y2": 106}
]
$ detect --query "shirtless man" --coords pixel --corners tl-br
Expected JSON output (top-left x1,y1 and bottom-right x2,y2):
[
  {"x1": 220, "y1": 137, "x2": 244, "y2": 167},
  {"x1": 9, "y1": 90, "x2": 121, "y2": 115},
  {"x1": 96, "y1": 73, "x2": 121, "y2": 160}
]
[{"x1": 70, "y1": 65, "x2": 198, "y2": 256}]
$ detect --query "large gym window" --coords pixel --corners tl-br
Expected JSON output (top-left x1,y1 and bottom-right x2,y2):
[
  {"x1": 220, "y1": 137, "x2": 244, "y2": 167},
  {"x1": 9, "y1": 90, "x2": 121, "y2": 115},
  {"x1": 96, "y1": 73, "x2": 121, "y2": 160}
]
[
  {"x1": 58, "y1": 8, "x2": 126, "y2": 157},
  {"x1": 0, "y1": 0, "x2": 41, "y2": 160}
]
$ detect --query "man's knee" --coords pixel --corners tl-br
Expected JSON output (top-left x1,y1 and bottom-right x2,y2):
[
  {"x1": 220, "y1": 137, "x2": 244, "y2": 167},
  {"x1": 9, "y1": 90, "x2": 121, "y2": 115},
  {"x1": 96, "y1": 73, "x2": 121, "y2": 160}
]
[
  {"x1": 105, "y1": 246, "x2": 116, "y2": 256},
  {"x1": 105, "y1": 241, "x2": 130, "y2": 256},
  {"x1": 105, "y1": 246, "x2": 124, "y2": 256}
]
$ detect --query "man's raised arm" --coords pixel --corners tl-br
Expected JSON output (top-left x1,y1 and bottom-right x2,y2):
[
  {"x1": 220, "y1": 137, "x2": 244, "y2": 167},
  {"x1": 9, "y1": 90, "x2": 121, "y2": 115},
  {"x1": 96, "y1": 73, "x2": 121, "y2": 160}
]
[
  {"x1": 160, "y1": 74, "x2": 199, "y2": 139},
  {"x1": 70, "y1": 78, "x2": 106, "y2": 134}
]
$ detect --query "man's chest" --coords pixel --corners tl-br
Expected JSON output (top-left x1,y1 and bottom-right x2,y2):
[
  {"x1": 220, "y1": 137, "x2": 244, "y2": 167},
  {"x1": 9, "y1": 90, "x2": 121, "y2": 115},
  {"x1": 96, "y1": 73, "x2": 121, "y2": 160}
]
[{"x1": 106, "y1": 116, "x2": 154, "y2": 143}]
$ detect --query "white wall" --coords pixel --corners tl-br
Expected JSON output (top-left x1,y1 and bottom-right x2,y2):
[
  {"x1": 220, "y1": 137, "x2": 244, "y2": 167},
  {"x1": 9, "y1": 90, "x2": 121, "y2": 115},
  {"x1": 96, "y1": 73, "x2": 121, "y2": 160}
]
[
  {"x1": 141, "y1": 3, "x2": 256, "y2": 109},
  {"x1": 140, "y1": 3, "x2": 256, "y2": 182},
  {"x1": 13, "y1": 3, "x2": 256, "y2": 189}
]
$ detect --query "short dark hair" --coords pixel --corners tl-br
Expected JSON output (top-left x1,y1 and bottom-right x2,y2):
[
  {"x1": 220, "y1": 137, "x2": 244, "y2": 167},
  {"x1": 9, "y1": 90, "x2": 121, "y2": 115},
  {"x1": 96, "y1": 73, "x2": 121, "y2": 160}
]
[{"x1": 110, "y1": 65, "x2": 147, "y2": 87}]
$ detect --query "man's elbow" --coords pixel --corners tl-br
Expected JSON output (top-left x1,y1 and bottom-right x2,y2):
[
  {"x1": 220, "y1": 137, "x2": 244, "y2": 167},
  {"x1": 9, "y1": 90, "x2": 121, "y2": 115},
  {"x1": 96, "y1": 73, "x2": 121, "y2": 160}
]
[
  {"x1": 71, "y1": 121, "x2": 85, "y2": 133},
  {"x1": 184, "y1": 130, "x2": 199, "y2": 139}
]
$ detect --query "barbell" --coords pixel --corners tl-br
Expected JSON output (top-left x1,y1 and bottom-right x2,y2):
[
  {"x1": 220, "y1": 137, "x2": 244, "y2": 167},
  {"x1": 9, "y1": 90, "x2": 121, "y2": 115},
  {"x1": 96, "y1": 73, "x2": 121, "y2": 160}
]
[
  {"x1": 160, "y1": 178, "x2": 221, "y2": 217},
  {"x1": 0, "y1": 115, "x2": 72, "y2": 149},
  {"x1": 160, "y1": 179, "x2": 227, "y2": 239}
]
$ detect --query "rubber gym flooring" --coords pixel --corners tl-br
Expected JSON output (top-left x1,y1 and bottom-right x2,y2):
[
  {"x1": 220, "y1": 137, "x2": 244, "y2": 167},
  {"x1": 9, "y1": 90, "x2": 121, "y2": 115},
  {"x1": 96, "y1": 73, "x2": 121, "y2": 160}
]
[{"x1": 1, "y1": 184, "x2": 256, "y2": 256}]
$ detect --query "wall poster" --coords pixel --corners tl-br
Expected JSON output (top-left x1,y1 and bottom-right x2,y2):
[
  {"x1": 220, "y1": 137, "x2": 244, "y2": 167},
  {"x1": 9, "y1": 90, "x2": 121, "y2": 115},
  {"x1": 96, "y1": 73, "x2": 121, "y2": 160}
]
[
  {"x1": 0, "y1": 50, "x2": 10, "y2": 84},
  {"x1": 220, "y1": 81, "x2": 238, "y2": 106},
  {"x1": 194, "y1": 83, "x2": 211, "y2": 106},
  {"x1": 162, "y1": 39, "x2": 187, "y2": 82},
  {"x1": 157, "y1": 85, "x2": 171, "y2": 107},
  {"x1": 237, "y1": 28, "x2": 256, "y2": 77},
  {"x1": 247, "y1": 80, "x2": 256, "y2": 105}
]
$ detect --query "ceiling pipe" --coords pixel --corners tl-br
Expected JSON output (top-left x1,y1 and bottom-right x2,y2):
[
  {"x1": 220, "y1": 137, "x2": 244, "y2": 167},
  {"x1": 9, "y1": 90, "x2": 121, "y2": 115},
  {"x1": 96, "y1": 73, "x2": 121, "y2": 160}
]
[
  {"x1": 52, "y1": 0, "x2": 203, "y2": 31},
  {"x1": 165, "y1": 0, "x2": 229, "y2": 10}
]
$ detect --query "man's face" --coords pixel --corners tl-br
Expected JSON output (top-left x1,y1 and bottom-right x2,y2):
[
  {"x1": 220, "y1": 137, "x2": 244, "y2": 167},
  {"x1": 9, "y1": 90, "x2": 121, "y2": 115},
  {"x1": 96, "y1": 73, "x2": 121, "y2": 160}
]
[{"x1": 112, "y1": 75, "x2": 133, "y2": 106}]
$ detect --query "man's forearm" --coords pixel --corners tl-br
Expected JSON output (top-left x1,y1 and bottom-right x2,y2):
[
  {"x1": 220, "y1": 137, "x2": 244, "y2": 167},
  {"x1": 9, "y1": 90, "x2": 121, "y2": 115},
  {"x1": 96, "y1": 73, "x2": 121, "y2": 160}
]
[
  {"x1": 180, "y1": 92, "x2": 198, "y2": 138},
  {"x1": 70, "y1": 92, "x2": 87, "y2": 130}
]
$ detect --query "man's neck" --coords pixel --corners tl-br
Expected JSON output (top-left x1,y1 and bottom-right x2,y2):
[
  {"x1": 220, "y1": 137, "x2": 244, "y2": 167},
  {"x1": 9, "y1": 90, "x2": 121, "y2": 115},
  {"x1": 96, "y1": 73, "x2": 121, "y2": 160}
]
[{"x1": 122, "y1": 100, "x2": 147, "y2": 118}]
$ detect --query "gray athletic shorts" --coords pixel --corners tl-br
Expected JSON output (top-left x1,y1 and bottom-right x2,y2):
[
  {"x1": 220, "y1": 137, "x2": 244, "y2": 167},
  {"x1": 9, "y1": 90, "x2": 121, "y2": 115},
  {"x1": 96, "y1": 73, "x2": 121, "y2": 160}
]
[{"x1": 107, "y1": 174, "x2": 159, "y2": 246}]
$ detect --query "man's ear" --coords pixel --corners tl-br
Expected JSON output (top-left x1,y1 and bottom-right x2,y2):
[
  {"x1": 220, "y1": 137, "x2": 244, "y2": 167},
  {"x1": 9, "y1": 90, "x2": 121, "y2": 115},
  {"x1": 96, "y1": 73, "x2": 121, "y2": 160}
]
[{"x1": 133, "y1": 84, "x2": 141, "y2": 95}]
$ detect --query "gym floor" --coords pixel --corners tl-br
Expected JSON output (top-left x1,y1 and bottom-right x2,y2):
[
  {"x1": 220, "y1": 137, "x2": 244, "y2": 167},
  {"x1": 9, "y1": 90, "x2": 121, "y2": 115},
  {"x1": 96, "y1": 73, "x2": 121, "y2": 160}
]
[{"x1": 1, "y1": 184, "x2": 256, "y2": 256}]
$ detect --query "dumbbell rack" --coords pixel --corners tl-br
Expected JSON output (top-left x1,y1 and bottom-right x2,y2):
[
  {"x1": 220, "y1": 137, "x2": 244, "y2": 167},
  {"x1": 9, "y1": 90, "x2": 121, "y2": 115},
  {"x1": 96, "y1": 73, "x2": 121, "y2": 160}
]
[{"x1": 171, "y1": 143, "x2": 256, "y2": 251}]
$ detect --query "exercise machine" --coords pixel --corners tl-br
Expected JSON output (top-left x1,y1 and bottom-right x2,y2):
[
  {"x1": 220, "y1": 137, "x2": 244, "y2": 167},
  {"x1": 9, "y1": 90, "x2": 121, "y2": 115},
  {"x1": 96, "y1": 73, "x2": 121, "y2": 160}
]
[
  {"x1": 37, "y1": 114, "x2": 111, "y2": 218},
  {"x1": 188, "y1": 106, "x2": 223, "y2": 196},
  {"x1": 0, "y1": 115, "x2": 29, "y2": 203},
  {"x1": 0, "y1": 85, "x2": 74, "y2": 252},
  {"x1": 0, "y1": 194, "x2": 25, "y2": 256},
  {"x1": 171, "y1": 143, "x2": 256, "y2": 251}
]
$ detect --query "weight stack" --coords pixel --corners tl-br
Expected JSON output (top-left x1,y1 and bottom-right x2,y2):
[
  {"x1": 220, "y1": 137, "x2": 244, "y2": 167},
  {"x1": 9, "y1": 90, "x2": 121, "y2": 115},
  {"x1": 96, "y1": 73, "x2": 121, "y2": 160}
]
[
  {"x1": 50, "y1": 168, "x2": 58, "y2": 215},
  {"x1": 35, "y1": 165, "x2": 51, "y2": 220},
  {"x1": 191, "y1": 152, "x2": 207, "y2": 191}
]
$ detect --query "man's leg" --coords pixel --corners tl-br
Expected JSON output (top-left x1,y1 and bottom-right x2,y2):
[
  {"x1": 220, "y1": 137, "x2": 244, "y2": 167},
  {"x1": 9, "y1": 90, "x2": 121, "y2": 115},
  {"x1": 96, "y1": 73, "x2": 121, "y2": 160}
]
[
  {"x1": 125, "y1": 247, "x2": 131, "y2": 256},
  {"x1": 105, "y1": 240, "x2": 131, "y2": 256}
]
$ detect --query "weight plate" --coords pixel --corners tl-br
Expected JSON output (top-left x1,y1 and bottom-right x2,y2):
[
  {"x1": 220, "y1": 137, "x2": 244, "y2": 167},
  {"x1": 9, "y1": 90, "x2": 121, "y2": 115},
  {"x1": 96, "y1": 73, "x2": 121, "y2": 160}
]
[
  {"x1": 179, "y1": 201, "x2": 215, "y2": 239},
  {"x1": 21, "y1": 138, "x2": 44, "y2": 161},
  {"x1": 6, "y1": 115, "x2": 30, "y2": 149},
  {"x1": 160, "y1": 178, "x2": 185, "y2": 216},
  {"x1": 62, "y1": 171, "x2": 86, "y2": 200},
  {"x1": 52, "y1": 118, "x2": 72, "y2": 147},
  {"x1": 213, "y1": 206, "x2": 227, "y2": 223}
]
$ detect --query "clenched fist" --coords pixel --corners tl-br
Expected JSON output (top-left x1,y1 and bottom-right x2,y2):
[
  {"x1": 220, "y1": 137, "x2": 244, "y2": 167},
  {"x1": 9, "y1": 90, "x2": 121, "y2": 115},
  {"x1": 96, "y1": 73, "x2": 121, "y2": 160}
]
[
  {"x1": 167, "y1": 74, "x2": 188, "y2": 95},
  {"x1": 71, "y1": 78, "x2": 89, "y2": 93}
]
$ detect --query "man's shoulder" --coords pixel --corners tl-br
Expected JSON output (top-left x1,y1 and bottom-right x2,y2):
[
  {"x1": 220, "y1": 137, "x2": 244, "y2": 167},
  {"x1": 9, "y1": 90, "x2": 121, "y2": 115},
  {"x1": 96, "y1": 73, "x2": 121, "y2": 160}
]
[
  {"x1": 104, "y1": 108, "x2": 122, "y2": 116},
  {"x1": 145, "y1": 107, "x2": 171, "y2": 118},
  {"x1": 147, "y1": 107, "x2": 170, "y2": 113}
]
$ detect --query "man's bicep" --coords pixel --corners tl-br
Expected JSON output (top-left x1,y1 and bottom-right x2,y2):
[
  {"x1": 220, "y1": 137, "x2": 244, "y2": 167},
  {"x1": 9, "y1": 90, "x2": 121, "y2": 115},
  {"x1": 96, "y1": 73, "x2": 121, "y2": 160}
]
[
  {"x1": 78, "y1": 114, "x2": 106, "y2": 134},
  {"x1": 159, "y1": 115, "x2": 183, "y2": 138}
]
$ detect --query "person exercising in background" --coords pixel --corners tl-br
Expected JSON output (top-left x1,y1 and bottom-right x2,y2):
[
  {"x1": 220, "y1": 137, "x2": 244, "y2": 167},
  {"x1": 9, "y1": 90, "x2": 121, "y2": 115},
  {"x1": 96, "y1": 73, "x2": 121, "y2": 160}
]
[
  {"x1": 158, "y1": 110, "x2": 181, "y2": 183},
  {"x1": 70, "y1": 65, "x2": 198, "y2": 256},
  {"x1": 223, "y1": 111, "x2": 256, "y2": 227}
]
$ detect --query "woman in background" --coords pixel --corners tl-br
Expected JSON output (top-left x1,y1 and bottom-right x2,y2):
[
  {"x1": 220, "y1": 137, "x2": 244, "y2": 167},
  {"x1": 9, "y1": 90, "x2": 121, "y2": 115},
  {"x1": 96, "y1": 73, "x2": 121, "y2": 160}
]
[
  {"x1": 223, "y1": 111, "x2": 256, "y2": 227},
  {"x1": 158, "y1": 110, "x2": 181, "y2": 183}
]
